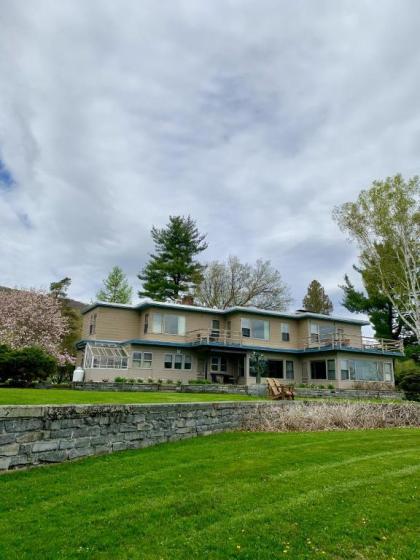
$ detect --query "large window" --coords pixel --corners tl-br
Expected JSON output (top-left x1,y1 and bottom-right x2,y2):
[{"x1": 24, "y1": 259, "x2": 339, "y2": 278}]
[
  {"x1": 285, "y1": 361, "x2": 294, "y2": 380},
  {"x1": 241, "y1": 318, "x2": 269, "y2": 340},
  {"x1": 327, "y1": 359, "x2": 336, "y2": 380},
  {"x1": 340, "y1": 359, "x2": 391, "y2": 382},
  {"x1": 152, "y1": 313, "x2": 186, "y2": 336},
  {"x1": 84, "y1": 343, "x2": 128, "y2": 369},
  {"x1": 132, "y1": 351, "x2": 152, "y2": 369},
  {"x1": 281, "y1": 323, "x2": 290, "y2": 342},
  {"x1": 210, "y1": 356, "x2": 227, "y2": 372},
  {"x1": 164, "y1": 353, "x2": 192, "y2": 370}
]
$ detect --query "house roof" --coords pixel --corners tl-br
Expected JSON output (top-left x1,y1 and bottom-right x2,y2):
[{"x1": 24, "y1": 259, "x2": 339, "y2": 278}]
[{"x1": 81, "y1": 299, "x2": 370, "y2": 326}]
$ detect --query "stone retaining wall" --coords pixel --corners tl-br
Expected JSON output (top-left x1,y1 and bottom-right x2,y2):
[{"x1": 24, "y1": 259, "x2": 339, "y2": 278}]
[
  {"x1": 2, "y1": 401, "x2": 417, "y2": 472},
  {"x1": 0, "y1": 401, "x2": 270, "y2": 472},
  {"x1": 294, "y1": 388, "x2": 403, "y2": 399}
]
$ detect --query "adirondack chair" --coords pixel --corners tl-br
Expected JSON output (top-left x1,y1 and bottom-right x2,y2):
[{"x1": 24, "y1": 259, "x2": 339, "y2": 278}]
[
  {"x1": 267, "y1": 378, "x2": 282, "y2": 400},
  {"x1": 273, "y1": 379, "x2": 295, "y2": 400}
]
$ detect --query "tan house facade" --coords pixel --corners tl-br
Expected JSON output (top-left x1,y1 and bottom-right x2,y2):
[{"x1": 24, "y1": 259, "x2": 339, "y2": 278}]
[{"x1": 76, "y1": 300, "x2": 403, "y2": 387}]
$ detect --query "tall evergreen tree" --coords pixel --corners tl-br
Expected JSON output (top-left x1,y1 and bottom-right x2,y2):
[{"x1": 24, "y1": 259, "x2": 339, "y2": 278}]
[
  {"x1": 139, "y1": 215, "x2": 207, "y2": 301},
  {"x1": 302, "y1": 280, "x2": 333, "y2": 315},
  {"x1": 97, "y1": 266, "x2": 133, "y2": 304}
]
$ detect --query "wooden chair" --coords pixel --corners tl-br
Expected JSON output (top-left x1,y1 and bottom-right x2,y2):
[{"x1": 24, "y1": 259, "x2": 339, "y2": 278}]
[
  {"x1": 267, "y1": 378, "x2": 295, "y2": 400},
  {"x1": 267, "y1": 378, "x2": 282, "y2": 400}
]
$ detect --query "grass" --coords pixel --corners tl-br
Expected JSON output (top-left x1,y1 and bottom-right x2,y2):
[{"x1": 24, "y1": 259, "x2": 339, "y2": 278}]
[
  {"x1": 0, "y1": 429, "x2": 419, "y2": 559},
  {"x1": 0, "y1": 387, "x2": 259, "y2": 405}
]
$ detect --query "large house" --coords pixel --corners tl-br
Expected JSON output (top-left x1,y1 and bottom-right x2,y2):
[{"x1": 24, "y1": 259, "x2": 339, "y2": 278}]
[{"x1": 76, "y1": 300, "x2": 403, "y2": 387}]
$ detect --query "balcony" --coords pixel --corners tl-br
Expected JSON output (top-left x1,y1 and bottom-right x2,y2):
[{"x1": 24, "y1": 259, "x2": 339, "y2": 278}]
[{"x1": 186, "y1": 329, "x2": 403, "y2": 354}]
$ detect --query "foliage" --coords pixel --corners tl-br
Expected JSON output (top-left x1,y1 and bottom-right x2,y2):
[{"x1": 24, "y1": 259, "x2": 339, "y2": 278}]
[
  {"x1": 0, "y1": 345, "x2": 56, "y2": 386},
  {"x1": 0, "y1": 431, "x2": 419, "y2": 559},
  {"x1": 250, "y1": 351, "x2": 267, "y2": 384},
  {"x1": 195, "y1": 256, "x2": 292, "y2": 310},
  {"x1": 188, "y1": 379, "x2": 212, "y2": 384},
  {"x1": 0, "y1": 288, "x2": 70, "y2": 363},
  {"x1": 333, "y1": 174, "x2": 420, "y2": 342},
  {"x1": 302, "y1": 279, "x2": 333, "y2": 314},
  {"x1": 114, "y1": 376, "x2": 127, "y2": 383},
  {"x1": 49, "y1": 277, "x2": 81, "y2": 364},
  {"x1": 96, "y1": 266, "x2": 133, "y2": 304},
  {"x1": 399, "y1": 373, "x2": 420, "y2": 401},
  {"x1": 139, "y1": 215, "x2": 207, "y2": 301}
]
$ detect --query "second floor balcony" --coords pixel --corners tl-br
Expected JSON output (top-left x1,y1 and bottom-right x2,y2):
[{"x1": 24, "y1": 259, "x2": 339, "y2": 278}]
[{"x1": 186, "y1": 328, "x2": 403, "y2": 355}]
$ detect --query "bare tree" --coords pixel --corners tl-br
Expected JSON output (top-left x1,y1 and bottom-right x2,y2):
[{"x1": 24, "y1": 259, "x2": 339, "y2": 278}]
[
  {"x1": 333, "y1": 174, "x2": 420, "y2": 342},
  {"x1": 194, "y1": 256, "x2": 292, "y2": 310}
]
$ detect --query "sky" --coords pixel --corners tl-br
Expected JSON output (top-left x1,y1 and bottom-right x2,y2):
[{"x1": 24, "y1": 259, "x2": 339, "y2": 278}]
[{"x1": 0, "y1": 1, "x2": 419, "y2": 319}]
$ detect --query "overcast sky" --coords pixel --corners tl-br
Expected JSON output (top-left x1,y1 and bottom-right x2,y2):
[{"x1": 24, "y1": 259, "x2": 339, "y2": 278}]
[{"x1": 0, "y1": 1, "x2": 419, "y2": 317}]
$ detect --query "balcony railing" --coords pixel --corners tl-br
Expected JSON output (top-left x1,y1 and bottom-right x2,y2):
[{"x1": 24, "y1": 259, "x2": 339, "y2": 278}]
[{"x1": 186, "y1": 329, "x2": 403, "y2": 354}]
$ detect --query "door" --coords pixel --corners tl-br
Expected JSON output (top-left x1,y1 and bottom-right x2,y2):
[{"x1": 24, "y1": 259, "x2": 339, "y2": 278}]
[{"x1": 267, "y1": 360, "x2": 284, "y2": 379}]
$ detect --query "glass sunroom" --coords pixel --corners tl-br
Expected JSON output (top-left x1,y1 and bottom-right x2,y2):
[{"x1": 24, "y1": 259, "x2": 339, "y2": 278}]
[{"x1": 83, "y1": 342, "x2": 129, "y2": 369}]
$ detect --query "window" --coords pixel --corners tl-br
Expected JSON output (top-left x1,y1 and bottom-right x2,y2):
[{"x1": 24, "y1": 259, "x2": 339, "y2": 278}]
[
  {"x1": 286, "y1": 361, "x2": 294, "y2": 380},
  {"x1": 383, "y1": 362, "x2": 393, "y2": 382},
  {"x1": 310, "y1": 322, "x2": 319, "y2": 342},
  {"x1": 327, "y1": 359, "x2": 336, "y2": 380},
  {"x1": 340, "y1": 359, "x2": 386, "y2": 381},
  {"x1": 89, "y1": 313, "x2": 97, "y2": 335},
  {"x1": 241, "y1": 318, "x2": 269, "y2": 340},
  {"x1": 211, "y1": 319, "x2": 220, "y2": 337},
  {"x1": 144, "y1": 313, "x2": 149, "y2": 334},
  {"x1": 210, "y1": 356, "x2": 227, "y2": 372},
  {"x1": 143, "y1": 352, "x2": 152, "y2": 368},
  {"x1": 152, "y1": 313, "x2": 186, "y2": 335},
  {"x1": 164, "y1": 353, "x2": 192, "y2": 370},
  {"x1": 132, "y1": 352, "x2": 142, "y2": 368},
  {"x1": 281, "y1": 323, "x2": 290, "y2": 342},
  {"x1": 132, "y1": 351, "x2": 153, "y2": 369}
]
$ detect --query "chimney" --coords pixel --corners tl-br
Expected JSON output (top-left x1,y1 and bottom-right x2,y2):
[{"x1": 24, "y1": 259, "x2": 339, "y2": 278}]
[{"x1": 181, "y1": 295, "x2": 194, "y2": 306}]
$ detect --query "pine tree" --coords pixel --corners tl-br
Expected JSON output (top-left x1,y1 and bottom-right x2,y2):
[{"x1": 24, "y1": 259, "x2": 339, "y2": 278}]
[
  {"x1": 302, "y1": 280, "x2": 333, "y2": 315},
  {"x1": 139, "y1": 215, "x2": 207, "y2": 301},
  {"x1": 97, "y1": 266, "x2": 133, "y2": 304}
]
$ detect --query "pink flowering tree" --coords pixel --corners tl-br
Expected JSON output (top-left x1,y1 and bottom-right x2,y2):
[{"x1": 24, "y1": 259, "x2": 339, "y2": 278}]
[{"x1": 0, "y1": 288, "x2": 74, "y2": 364}]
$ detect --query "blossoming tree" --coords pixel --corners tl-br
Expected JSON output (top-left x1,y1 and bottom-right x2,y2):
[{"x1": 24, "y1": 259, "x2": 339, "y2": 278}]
[{"x1": 0, "y1": 288, "x2": 74, "y2": 364}]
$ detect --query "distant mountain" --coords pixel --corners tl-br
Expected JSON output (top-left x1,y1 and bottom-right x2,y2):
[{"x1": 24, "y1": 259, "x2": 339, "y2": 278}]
[{"x1": 0, "y1": 286, "x2": 86, "y2": 312}]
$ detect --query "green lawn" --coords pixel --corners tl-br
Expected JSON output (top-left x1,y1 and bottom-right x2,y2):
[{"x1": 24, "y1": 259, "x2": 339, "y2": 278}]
[
  {"x1": 0, "y1": 388, "x2": 259, "y2": 405},
  {"x1": 1, "y1": 429, "x2": 419, "y2": 559}
]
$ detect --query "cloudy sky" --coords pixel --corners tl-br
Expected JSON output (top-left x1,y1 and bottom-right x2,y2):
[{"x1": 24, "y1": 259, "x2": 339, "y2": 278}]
[{"x1": 0, "y1": 1, "x2": 419, "y2": 316}]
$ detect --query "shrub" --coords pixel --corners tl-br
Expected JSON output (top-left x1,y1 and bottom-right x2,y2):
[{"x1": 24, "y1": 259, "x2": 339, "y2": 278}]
[
  {"x1": 188, "y1": 379, "x2": 211, "y2": 385},
  {"x1": 395, "y1": 359, "x2": 420, "y2": 385},
  {"x1": 176, "y1": 380, "x2": 182, "y2": 386},
  {"x1": 128, "y1": 379, "x2": 135, "y2": 384},
  {"x1": 114, "y1": 376, "x2": 127, "y2": 383},
  {"x1": 166, "y1": 379, "x2": 173, "y2": 384},
  {"x1": 399, "y1": 373, "x2": 420, "y2": 401},
  {"x1": 327, "y1": 384, "x2": 335, "y2": 390},
  {"x1": 0, "y1": 345, "x2": 56, "y2": 386},
  {"x1": 157, "y1": 378, "x2": 164, "y2": 384},
  {"x1": 136, "y1": 378, "x2": 144, "y2": 384},
  {"x1": 147, "y1": 377, "x2": 154, "y2": 384}
]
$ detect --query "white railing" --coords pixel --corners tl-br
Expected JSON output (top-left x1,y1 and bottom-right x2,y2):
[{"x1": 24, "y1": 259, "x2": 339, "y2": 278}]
[{"x1": 186, "y1": 329, "x2": 403, "y2": 353}]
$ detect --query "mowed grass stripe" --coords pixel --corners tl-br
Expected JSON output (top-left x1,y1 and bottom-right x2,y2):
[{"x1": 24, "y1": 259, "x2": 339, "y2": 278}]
[
  {"x1": 0, "y1": 387, "x2": 258, "y2": 405},
  {"x1": 0, "y1": 429, "x2": 419, "y2": 559}
]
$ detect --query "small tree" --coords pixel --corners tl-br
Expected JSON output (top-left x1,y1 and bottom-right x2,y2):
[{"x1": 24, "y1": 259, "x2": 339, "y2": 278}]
[
  {"x1": 250, "y1": 351, "x2": 267, "y2": 385},
  {"x1": 333, "y1": 174, "x2": 420, "y2": 342},
  {"x1": 97, "y1": 266, "x2": 133, "y2": 304},
  {"x1": 139, "y1": 215, "x2": 207, "y2": 301},
  {"x1": 195, "y1": 256, "x2": 292, "y2": 310},
  {"x1": 302, "y1": 280, "x2": 333, "y2": 315}
]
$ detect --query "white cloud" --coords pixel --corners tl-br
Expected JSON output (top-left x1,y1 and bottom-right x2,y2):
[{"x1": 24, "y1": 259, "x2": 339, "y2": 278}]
[{"x1": 0, "y1": 0, "x2": 419, "y2": 319}]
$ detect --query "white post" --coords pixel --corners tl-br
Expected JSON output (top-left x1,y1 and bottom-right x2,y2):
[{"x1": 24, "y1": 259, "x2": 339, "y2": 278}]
[{"x1": 244, "y1": 352, "x2": 251, "y2": 385}]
